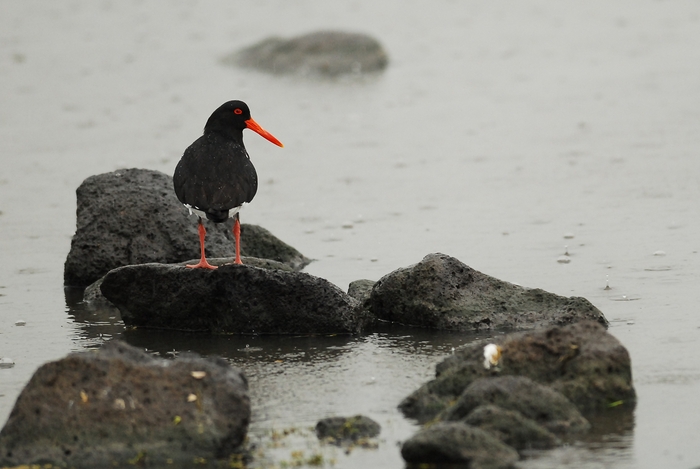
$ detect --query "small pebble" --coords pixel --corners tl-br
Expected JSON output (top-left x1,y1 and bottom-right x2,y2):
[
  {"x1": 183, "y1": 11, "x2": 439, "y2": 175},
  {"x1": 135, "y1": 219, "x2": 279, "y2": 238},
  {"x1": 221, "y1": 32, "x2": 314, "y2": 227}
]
[
  {"x1": 15, "y1": 320, "x2": 26, "y2": 326},
  {"x1": 653, "y1": 250, "x2": 666, "y2": 256},
  {"x1": 563, "y1": 232, "x2": 575, "y2": 239},
  {"x1": 341, "y1": 222, "x2": 354, "y2": 229}
]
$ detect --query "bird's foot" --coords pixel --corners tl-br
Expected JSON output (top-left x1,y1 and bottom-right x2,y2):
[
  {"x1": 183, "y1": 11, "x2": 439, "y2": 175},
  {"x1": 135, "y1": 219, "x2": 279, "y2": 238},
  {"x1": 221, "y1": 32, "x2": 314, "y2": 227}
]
[{"x1": 185, "y1": 260, "x2": 218, "y2": 270}]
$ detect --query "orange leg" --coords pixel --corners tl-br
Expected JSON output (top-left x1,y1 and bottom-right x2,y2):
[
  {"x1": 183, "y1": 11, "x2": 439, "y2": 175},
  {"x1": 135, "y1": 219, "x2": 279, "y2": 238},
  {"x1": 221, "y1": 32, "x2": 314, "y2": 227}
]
[
  {"x1": 186, "y1": 218, "x2": 217, "y2": 270},
  {"x1": 233, "y1": 216, "x2": 243, "y2": 265}
]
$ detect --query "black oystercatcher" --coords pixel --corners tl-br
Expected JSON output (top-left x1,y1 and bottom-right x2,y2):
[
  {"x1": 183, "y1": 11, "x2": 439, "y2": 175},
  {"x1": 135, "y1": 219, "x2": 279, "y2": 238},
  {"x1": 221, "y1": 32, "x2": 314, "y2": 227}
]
[{"x1": 173, "y1": 100, "x2": 283, "y2": 269}]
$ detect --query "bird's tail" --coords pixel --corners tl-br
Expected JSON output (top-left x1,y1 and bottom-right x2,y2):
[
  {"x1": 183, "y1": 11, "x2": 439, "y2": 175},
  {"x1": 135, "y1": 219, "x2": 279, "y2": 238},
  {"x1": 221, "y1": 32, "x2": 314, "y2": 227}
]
[{"x1": 206, "y1": 210, "x2": 229, "y2": 223}]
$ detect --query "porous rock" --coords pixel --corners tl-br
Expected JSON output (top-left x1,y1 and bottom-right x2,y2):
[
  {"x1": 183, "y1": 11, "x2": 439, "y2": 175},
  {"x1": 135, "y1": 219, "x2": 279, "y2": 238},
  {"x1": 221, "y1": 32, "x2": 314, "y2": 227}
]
[
  {"x1": 315, "y1": 415, "x2": 381, "y2": 444},
  {"x1": 227, "y1": 31, "x2": 388, "y2": 77},
  {"x1": 399, "y1": 321, "x2": 636, "y2": 421},
  {"x1": 100, "y1": 263, "x2": 370, "y2": 334},
  {"x1": 462, "y1": 405, "x2": 559, "y2": 450},
  {"x1": 401, "y1": 422, "x2": 518, "y2": 469},
  {"x1": 370, "y1": 253, "x2": 608, "y2": 331},
  {"x1": 64, "y1": 168, "x2": 309, "y2": 287},
  {"x1": 442, "y1": 376, "x2": 590, "y2": 435},
  {"x1": 0, "y1": 341, "x2": 249, "y2": 467},
  {"x1": 347, "y1": 279, "x2": 375, "y2": 309}
]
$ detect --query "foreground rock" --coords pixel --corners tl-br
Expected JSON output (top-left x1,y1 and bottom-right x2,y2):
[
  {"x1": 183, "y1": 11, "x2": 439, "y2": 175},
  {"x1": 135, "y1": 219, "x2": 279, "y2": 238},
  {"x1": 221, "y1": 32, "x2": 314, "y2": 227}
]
[
  {"x1": 370, "y1": 253, "x2": 608, "y2": 332},
  {"x1": 401, "y1": 422, "x2": 518, "y2": 469},
  {"x1": 100, "y1": 263, "x2": 371, "y2": 334},
  {"x1": 315, "y1": 415, "x2": 381, "y2": 445},
  {"x1": 226, "y1": 31, "x2": 388, "y2": 78},
  {"x1": 0, "y1": 341, "x2": 250, "y2": 468},
  {"x1": 64, "y1": 168, "x2": 309, "y2": 287},
  {"x1": 400, "y1": 321, "x2": 635, "y2": 421}
]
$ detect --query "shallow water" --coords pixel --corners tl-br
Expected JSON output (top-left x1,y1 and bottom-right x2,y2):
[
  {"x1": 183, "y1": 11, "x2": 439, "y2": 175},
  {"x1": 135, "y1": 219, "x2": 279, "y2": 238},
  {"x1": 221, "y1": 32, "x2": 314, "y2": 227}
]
[{"x1": 2, "y1": 1, "x2": 700, "y2": 468}]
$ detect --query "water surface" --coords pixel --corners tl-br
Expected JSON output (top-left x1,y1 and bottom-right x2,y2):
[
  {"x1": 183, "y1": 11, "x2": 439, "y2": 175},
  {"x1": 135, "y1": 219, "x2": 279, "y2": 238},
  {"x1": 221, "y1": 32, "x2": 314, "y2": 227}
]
[{"x1": 2, "y1": 2, "x2": 700, "y2": 468}]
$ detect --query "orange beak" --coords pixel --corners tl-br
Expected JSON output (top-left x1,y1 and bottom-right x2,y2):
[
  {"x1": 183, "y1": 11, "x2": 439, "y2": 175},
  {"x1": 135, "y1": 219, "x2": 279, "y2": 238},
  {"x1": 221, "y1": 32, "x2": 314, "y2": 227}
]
[{"x1": 245, "y1": 118, "x2": 284, "y2": 147}]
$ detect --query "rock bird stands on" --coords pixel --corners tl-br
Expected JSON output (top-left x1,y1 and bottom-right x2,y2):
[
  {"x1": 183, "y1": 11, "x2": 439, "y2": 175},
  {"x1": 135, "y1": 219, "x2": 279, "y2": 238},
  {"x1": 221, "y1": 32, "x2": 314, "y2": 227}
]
[{"x1": 174, "y1": 100, "x2": 283, "y2": 269}]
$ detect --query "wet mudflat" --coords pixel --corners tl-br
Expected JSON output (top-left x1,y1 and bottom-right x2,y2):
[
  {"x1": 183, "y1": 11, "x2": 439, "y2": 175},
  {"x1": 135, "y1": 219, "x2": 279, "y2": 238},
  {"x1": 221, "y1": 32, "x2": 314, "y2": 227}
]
[{"x1": 2, "y1": 1, "x2": 700, "y2": 468}]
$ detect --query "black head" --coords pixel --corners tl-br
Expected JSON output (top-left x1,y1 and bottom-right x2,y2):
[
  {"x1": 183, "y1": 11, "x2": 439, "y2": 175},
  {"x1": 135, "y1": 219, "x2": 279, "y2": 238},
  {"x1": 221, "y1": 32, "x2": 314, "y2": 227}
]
[
  {"x1": 202, "y1": 100, "x2": 283, "y2": 147},
  {"x1": 204, "y1": 100, "x2": 251, "y2": 136}
]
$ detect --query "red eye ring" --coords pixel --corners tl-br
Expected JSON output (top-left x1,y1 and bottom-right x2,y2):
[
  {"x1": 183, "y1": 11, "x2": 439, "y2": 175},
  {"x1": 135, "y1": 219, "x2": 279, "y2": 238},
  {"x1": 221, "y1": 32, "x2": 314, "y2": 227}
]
[{"x1": 234, "y1": 108, "x2": 243, "y2": 115}]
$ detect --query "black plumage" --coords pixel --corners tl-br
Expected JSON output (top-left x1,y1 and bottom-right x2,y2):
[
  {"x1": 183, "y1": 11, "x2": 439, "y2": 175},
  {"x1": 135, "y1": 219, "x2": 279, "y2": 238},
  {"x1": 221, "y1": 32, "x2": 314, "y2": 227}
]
[{"x1": 173, "y1": 100, "x2": 283, "y2": 268}]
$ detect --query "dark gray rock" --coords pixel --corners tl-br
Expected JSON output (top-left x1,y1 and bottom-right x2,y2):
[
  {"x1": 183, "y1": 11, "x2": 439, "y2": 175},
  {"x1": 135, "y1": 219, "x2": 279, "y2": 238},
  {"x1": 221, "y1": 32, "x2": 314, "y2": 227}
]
[
  {"x1": 401, "y1": 422, "x2": 518, "y2": 469},
  {"x1": 227, "y1": 31, "x2": 388, "y2": 78},
  {"x1": 442, "y1": 376, "x2": 590, "y2": 435},
  {"x1": 399, "y1": 321, "x2": 636, "y2": 421},
  {"x1": 99, "y1": 263, "x2": 371, "y2": 334},
  {"x1": 0, "y1": 341, "x2": 249, "y2": 468},
  {"x1": 462, "y1": 405, "x2": 559, "y2": 450},
  {"x1": 83, "y1": 256, "x2": 294, "y2": 311},
  {"x1": 370, "y1": 253, "x2": 608, "y2": 332},
  {"x1": 315, "y1": 415, "x2": 380, "y2": 444},
  {"x1": 347, "y1": 279, "x2": 375, "y2": 308},
  {"x1": 64, "y1": 168, "x2": 310, "y2": 287}
]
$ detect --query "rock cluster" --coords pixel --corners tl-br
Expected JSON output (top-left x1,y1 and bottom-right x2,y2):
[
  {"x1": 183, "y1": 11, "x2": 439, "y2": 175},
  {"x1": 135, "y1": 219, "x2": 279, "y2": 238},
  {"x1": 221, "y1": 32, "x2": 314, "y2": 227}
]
[
  {"x1": 398, "y1": 321, "x2": 636, "y2": 466},
  {"x1": 27, "y1": 169, "x2": 635, "y2": 467}
]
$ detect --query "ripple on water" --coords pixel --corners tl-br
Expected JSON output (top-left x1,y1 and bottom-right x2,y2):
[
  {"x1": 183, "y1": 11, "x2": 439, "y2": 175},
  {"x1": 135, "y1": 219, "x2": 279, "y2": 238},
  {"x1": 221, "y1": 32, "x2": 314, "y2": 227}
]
[{"x1": 610, "y1": 295, "x2": 641, "y2": 302}]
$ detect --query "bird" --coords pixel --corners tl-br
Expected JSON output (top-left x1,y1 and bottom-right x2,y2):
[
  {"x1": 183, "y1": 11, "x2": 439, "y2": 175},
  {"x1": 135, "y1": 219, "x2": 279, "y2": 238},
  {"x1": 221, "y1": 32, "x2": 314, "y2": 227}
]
[{"x1": 173, "y1": 100, "x2": 283, "y2": 269}]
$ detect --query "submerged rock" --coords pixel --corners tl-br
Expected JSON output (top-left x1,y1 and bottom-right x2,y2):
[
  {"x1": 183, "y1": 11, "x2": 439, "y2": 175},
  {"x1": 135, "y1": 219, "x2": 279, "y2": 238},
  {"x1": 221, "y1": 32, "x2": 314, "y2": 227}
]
[
  {"x1": 0, "y1": 341, "x2": 250, "y2": 467},
  {"x1": 64, "y1": 168, "x2": 309, "y2": 287},
  {"x1": 401, "y1": 422, "x2": 518, "y2": 469},
  {"x1": 100, "y1": 263, "x2": 370, "y2": 334},
  {"x1": 315, "y1": 415, "x2": 381, "y2": 444},
  {"x1": 400, "y1": 321, "x2": 635, "y2": 421},
  {"x1": 227, "y1": 31, "x2": 388, "y2": 77},
  {"x1": 370, "y1": 253, "x2": 608, "y2": 332}
]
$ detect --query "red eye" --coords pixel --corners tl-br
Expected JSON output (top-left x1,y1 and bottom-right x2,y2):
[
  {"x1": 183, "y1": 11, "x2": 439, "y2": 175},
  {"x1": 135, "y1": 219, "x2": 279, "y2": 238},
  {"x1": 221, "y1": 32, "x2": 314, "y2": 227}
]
[{"x1": 234, "y1": 108, "x2": 243, "y2": 115}]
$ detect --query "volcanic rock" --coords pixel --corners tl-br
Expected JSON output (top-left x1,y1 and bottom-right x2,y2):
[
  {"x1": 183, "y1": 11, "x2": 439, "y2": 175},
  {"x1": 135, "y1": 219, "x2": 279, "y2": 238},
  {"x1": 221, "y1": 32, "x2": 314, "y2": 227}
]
[
  {"x1": 462, "y1": 405, "x2": 559, "y2": 450},
  {"x1": 347, "y1": 279, "x2": 375, "y2": 309},
  {"x1": 0, "y1": 341, "x2": 250, "y2": 467},
  {"x1": 441, "y1": 376, "x2": 590, "y2": 435},
  {"x1": 401, "y1": 422, "x2": 518, "y2": 469},
  {"x1": 370, "y1": 253, "x2": 608, "y2": 332},
  {"x1": 64, "y1": 168, "x2": 309, "y2": 287},
  {"x1": 399, "y1": 321, "x2": 635, "y2": 421},
  {"x1": 315, "y1": 415, "x2": 381, "y2": 444},
  {"x1": 99, "y1": 263, "x2": 370, "y2": 334}
]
